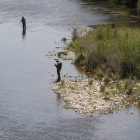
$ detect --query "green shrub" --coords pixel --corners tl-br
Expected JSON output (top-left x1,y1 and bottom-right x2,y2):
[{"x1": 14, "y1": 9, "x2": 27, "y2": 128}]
[
  {"x1": 69, "y1": 86, "x2": 75, "y2": 90},
  {"x1": 93, "y1": 75, "x2": 98, "y2": 80},
  {"x1": 124, "y1": 78, "x2": 134, "y2": 90},
  {"x1": 103, "y1": 96, "x2": 110, "y2": 101},
  {"x1": 63, "y1": 105, "x2": 73, "y2": 109},
  {"x1": 105, "y1": 91, "x2": 110, "y2": 96},
  {"x1": 69, "y1": 25, "x2": 140, "y2": 79},
  {"x1": 74, "y1": 53, "x2": 86, "y2": 65},
  {"x1": 101, "y1": 64, "x2": 106, "y2": 72},
  {"x1": 67, "y1": 39, "x2": 81, "y2": 52},
  {"x1": 61, "y1": 37, "x2": 67, "y2": 43},
  {"x1": 116, "y1": 81, "x2": 122, "y2": 90},
  {"x1": 111, "y1": 73, "x2": 120, "y2": 81},
  {"x1": 58, "y1": 51, "x2": 67, "y2": 57},
  {"x1": 95, "y1": 68, "x2": 104, "y2": 78},
  {"x1": 96, "y1": 26, "x2": 104, "y2": 40},
  {"x1": 88, "y1": 78, "x2": 93, "y2": 86}
]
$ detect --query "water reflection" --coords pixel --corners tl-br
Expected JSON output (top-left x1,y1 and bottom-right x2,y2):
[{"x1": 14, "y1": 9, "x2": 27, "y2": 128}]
[{"x1": 22, "y1": 29, "x2": 26, "y2": 39}]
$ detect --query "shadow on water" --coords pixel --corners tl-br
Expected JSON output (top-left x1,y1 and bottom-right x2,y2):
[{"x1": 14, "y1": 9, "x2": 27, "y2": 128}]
[{"x1": 81, "y1": 0, "x2": 140, "y2": 27}]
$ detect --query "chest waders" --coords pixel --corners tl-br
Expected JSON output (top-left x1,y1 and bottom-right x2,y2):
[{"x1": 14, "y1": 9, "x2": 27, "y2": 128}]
[
  {"x1": 56, "y1": 62, "x2": 62, "y2": 82},
  {"x1": 57, "y1": 68, "x2": 61, "y2": 82},
  {"x1": 21, "y1": 17, "x2": 26, "y2": 30}
]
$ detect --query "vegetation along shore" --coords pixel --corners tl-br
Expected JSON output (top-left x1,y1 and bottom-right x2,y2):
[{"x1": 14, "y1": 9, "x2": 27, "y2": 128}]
[{"x1": 53, "y1": 25, "x2": 140, "y2": 116}]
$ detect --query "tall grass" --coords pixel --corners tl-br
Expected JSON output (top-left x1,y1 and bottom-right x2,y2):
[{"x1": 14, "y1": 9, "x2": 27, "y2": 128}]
[{"x1": 68, "y1": 25, "x2": 140, "y2": 79}]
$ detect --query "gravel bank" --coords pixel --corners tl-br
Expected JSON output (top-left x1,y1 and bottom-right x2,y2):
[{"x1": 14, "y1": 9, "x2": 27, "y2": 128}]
[{"x1": 52, "y1": 78, "x2": 139, "y2": 116}]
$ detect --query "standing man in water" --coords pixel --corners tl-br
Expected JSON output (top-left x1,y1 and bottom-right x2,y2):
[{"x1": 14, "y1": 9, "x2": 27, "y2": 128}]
[
  {"x1": 21, "y1": 16, "x2": 26, "y2": 30},
  {"x1": 54, "y1": 59, "x2": 62, "y2": 82}
]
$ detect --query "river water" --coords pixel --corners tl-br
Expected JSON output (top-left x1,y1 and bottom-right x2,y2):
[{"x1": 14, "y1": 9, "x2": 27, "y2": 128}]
[{"x1": 0, "y1": 0, "x2": 140, "y2": 140}]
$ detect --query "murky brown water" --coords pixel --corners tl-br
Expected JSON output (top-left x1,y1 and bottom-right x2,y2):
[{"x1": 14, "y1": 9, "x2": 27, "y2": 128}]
[{"x1": 0, "y1": 0, "x2": 140, "y2": 140}]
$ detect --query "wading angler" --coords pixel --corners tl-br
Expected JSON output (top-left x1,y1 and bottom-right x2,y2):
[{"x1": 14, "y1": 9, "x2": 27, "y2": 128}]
[
  {"x1": 21, "y1": 16, "x2": 26, "y2": 30},
  {"x1": 54, "y1": 59, "x2": 62, "y2": 82}
]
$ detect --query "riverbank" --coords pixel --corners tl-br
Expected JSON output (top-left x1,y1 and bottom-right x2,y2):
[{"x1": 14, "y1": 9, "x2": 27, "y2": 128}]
[
  {"x1": 46, "y1": 25, "x2": 93, "y2": 60},
  {"x1": 52, "y1": 25, "x2": 140, "y2": 116},
  {"x1": 53, "y1": 77, "x2": 140, "y2": 116}
]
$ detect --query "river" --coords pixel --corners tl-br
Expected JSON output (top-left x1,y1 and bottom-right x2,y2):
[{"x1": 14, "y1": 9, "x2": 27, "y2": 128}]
[{"x1": 0, "y1": 0, "x2": 140, "y2": 140}]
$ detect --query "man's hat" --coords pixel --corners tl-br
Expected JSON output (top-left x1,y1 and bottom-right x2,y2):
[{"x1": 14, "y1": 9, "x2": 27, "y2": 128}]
[{"x1": 54, "y1": 59, "x2": 59, "y2": 62}]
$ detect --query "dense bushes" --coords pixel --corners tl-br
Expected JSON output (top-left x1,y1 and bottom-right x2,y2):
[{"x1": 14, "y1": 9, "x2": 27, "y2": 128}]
[{"x1": 68, "y1": 25, "x2": 140, "y2": 79}]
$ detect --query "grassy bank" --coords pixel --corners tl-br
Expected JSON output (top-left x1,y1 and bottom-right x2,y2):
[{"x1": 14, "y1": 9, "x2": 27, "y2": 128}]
[
  {"x1": 68, "y1": 25, "x2": 140, "y2": 80},
  {"x1": 53, "y1": 25, "x2": 140, "y2": 115}
]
